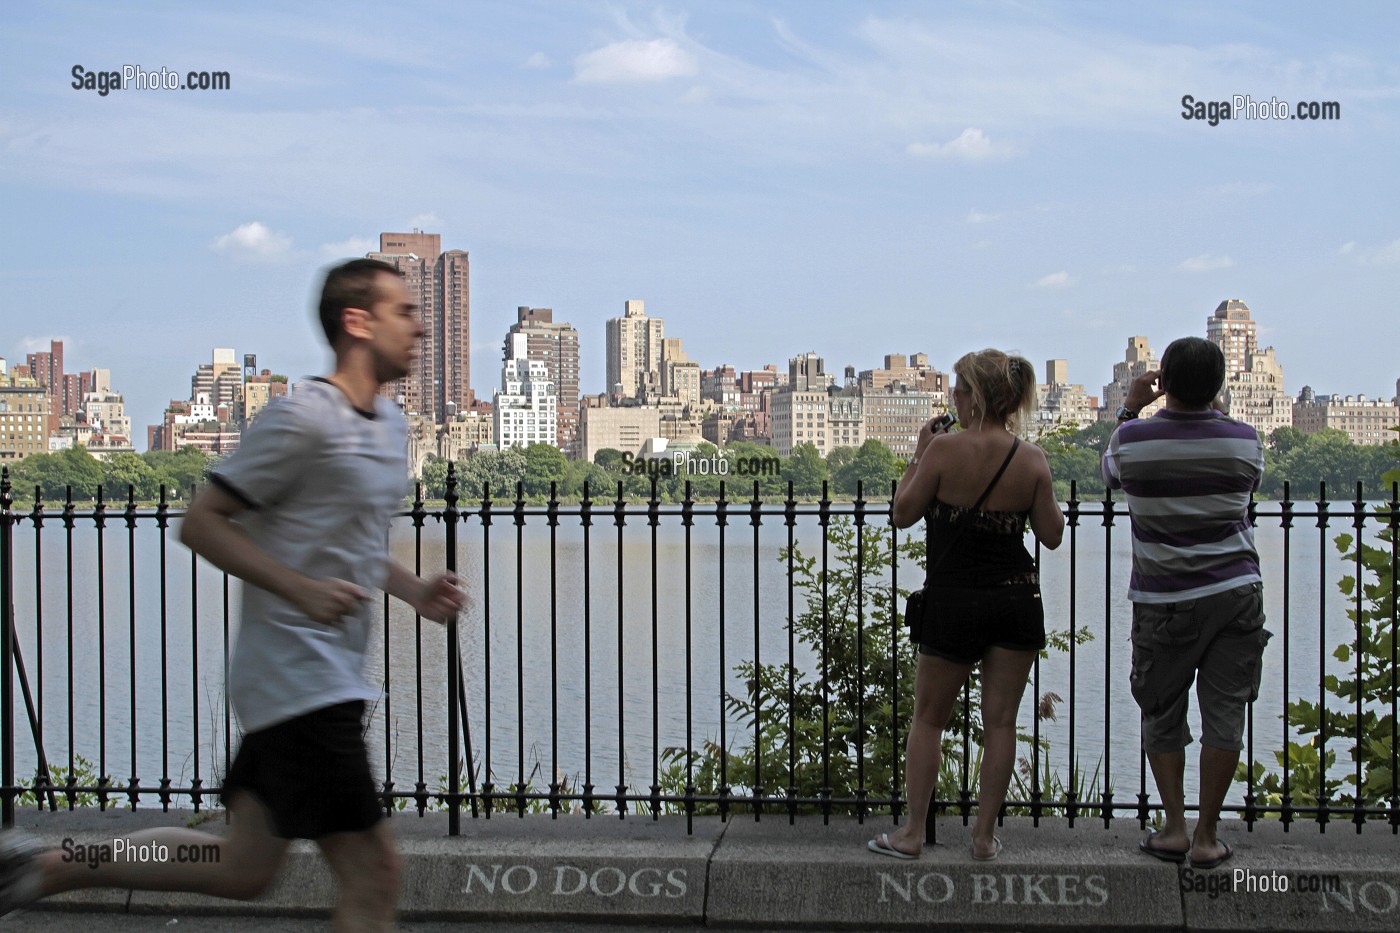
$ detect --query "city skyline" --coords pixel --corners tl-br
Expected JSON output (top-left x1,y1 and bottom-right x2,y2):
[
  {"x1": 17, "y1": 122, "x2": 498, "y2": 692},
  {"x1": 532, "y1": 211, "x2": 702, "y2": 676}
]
[{"x1": 4, "y1": 2, "x2": 1399, "y2": 435}]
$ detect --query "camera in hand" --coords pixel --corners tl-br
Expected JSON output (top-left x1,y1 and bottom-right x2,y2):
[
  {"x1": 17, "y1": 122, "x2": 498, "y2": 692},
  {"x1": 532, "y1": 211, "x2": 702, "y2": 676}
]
[{"x1": 930, "y1": 412, "x2": 957, "y2": 433}]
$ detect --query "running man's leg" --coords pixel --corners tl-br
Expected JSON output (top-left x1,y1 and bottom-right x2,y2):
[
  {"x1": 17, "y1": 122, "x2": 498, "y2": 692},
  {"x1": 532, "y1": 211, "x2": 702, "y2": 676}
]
[
  {"x1": 317, "y1": 820, "x2": 400, "y2": 933},
  {"x1": 38, "y1": 791, "x2": 288, "y2": 900}
]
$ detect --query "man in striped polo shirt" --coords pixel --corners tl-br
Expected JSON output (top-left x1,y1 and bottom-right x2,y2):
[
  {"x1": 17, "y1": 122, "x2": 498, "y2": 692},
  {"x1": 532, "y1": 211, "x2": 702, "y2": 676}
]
[{"x1": 1103, "y1": 336, "x2": 1270, "y2": 871}]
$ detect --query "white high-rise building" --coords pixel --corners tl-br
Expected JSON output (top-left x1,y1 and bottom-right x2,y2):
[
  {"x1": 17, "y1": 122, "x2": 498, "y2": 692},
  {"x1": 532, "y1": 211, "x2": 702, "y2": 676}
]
[{"x1": 494, "y1": 332, "x2": 557, "y2": 449}]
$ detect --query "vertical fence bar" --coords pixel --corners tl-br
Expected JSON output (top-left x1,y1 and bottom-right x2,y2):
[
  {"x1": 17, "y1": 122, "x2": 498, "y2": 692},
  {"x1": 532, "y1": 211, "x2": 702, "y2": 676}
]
[
  {"x1": 1244, "y1": 494, "x2": 1258, "y2": 828},
  {"x1": 1389, "y1": 480, "x2": 1399, "y2": 834},
  {"x1": 614, "y1": 481, "x2": 627, "y2": 817},
  {"x1": 1, "y1": 468, "x2": 13, "y2": 826},
  {"x1": 785, "y1": 482, "x2": 798, "y2": 824},
  {"x1": 29, "y1": 488, "x2": 47, "y2": 808},
  {"x1": 716, "y1": 480, "x2": 729, "y2": 818},
  {"x1": 888, "y1": 479, "x2": 903, "y2": 826},
  {"x1": 581, "y1": 482, "x2": 594, "y2": 816},
  {"x1": 1066, "y1": 482, "x2": 1083, "y2": 825},
  {"x1": 648, "y1": 477, "x2": 660, "y2": 819},
  {"x1": 751, "y1": 480, "x2": 765, "y2": 819},
  {"x1": 444, "y1": 466, "x2": 460, "y2": 835},
  {"x1": 122, "y1": 489, "x2": 138, "y2": 802},
  {"x1": 1280, "y1": 482, "x2": 1294, "y2": 829},
  {"x1": 1317, "y1": 483, "x2": 1330, "y2": 829},
  {"x1": 1101, "y1": 487, "x2": 1115, "y2": 826},
  {"x1": 411, "y1": 481, "x2": 426, "y2": 814},
  {"x1": 157, "y1": 486, "x2": 170, "y2": 810},
  {"x1": 853, "y1": 480, "x2": 866, "y2": 821},
  {"x1": 514, "y1": 481, "x2": 526, "y2": 816},
  {"x1": 95, "y1": 488, "x2": 108, "y2": 808},
  {"x1": 682, "y1": 480, "x2": 694, "y2": 831},
  {"x1": 63, "y1": 486, "x2": 75, "y2": 807},
  {"x1": 478, "y1": 479, "x2": 492, "y2": 819},
  {"x1": 818, "y1": 480, "x2": 831, "y2": 822},
  {"x1": 187, "y1": 492, "x2": 201, "y2": 811},
  {"x1": 1351, "y1": 483, "x2": 1366, "y2": 833},
  {"x1": 548, "y1": 481, "x2": 561, "y2": 817}
]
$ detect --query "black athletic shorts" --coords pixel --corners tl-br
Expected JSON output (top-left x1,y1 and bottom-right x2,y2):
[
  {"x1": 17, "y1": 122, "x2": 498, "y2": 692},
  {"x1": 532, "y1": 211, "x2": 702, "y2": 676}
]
[
  {"x1": 918, "y1": 583, "x2": 1046, "y2": 664},
  {"x1": 222, "y1": 700, "x2": 382, "y2": 840}
]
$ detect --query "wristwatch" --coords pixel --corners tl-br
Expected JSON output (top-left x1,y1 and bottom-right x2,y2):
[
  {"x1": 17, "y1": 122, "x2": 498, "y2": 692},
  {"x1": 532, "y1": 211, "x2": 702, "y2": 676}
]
[{"x1": 1115, "y1": 406, "x2": 1138, "y2": 422}]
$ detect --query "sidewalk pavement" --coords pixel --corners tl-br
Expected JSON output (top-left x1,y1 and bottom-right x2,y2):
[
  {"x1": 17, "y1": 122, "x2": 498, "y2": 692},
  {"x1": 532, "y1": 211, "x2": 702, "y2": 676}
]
[{"x1": 5, "y1": 807, "x2": 1399, "y2": 931}]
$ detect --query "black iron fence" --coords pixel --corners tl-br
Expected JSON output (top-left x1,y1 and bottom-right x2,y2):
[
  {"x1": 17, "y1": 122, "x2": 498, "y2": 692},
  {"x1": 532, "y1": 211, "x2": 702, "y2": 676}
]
[{"x1": 1, "y1": 466, "x2": 1397, "y2": 836}]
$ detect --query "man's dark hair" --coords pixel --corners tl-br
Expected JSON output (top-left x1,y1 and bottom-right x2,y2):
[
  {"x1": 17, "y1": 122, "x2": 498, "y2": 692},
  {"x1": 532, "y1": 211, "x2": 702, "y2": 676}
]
[
  {"x1": 317, "y1": 259, "x2": 402, "y2": 345},
  {"x1": 1160, "y1": 336, "x2": 1226, "y2": 406}
]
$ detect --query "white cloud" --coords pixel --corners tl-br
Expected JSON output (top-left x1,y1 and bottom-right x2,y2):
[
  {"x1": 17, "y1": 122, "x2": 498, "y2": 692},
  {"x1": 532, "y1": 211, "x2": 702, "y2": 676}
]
[
  {"x1": 523, "y1": 52, "x2": 551, "y2": 69},
  {"x1": 408, "y1": 213, "x2": 443, "y2": 231},
  {"x1": 1354, "y1": 239, "x2": 1400, "y2": 265},
  {"x1": 966, "y1": 209, "x2": 999, "y2": 224},
  {"x1": 1338, "y1": 241, "x2": 1355, "y2": 255},
  {"x1": 211, "y1": 222, "x2": 293, "y2": 262},
  {"x1": 1034, "y1": 271, "x2": 1073, "y2": 288},
  {"x1": 574, "y1": 38, "x2": 698, "y2": 84},
  {"x1": 18, "y1": 335, "x2": 73, "y2": 354},
  {"x1": 320, "y1": 236, "x2": 376, "y2": 259},
  {"x1": 906, "y1": 128, "x2": 1009, "y2": 161},
  {"x1": 1178, "y1": 254, "x2": 1235, "y2": 272}
]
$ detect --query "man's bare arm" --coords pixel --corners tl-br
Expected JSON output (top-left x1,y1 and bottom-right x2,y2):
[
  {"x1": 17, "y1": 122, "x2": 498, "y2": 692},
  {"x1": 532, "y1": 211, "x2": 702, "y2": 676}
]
[
  {"x1": 384, "y1": 562, "x2": 467, "y2": 623},
  {"x1": 179, "y1": 484, "x2": 367, "y2": 624}
]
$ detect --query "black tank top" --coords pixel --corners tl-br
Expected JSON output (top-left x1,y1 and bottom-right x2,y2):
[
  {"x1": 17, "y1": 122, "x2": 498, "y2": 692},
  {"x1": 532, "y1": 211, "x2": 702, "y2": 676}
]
[{"x1": 924, "y1": 499, "x2": 1038, "y2": 588}]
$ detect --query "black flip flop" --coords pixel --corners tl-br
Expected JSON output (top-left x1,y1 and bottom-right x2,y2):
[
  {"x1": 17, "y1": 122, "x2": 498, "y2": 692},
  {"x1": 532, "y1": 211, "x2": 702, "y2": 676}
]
[
  {"x1": 1189, "y1": 841, "x2": 1233, "y2": 869},
  {"x1": 1139, "y1": 831, "x2": 1187, "y2": 863}
]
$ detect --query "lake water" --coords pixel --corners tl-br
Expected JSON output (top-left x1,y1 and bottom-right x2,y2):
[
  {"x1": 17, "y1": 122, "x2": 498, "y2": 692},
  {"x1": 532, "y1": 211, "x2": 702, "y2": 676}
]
[{"x1": 5, "y1": 499, "x2": 1393, "y2": 815}]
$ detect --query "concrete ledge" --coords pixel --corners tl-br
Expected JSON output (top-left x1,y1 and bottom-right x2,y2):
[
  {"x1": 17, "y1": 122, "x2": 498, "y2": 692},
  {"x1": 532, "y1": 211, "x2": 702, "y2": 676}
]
[
  {"x1": 708, "y1": 819, "x2": 1181, "y2": 931},
  {"x1": 9, "y1": 808, "x2": 1400, "y2": 929}
]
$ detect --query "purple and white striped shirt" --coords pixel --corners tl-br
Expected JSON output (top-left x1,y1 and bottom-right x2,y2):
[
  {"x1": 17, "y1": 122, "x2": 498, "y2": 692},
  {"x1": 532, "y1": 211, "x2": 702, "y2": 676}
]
[{"x1": 1102, "y1": 408, "x2": 1265, "y2": 603}]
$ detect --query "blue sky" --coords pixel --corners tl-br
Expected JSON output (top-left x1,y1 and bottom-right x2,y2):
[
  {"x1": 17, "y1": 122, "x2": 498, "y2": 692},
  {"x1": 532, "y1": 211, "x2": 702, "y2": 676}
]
[{"x1": 3, "y1": 1, "x2": 1398, "y2": 437}]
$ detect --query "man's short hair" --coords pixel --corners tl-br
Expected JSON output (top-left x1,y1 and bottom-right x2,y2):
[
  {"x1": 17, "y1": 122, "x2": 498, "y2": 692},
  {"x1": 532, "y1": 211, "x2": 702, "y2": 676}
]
[
  {"x1": 317, "y1": 259, "x2": 402, "y2": 345},
  {"x1": 1160, "y1": 337, "x2": 1225, "y2": 406}
]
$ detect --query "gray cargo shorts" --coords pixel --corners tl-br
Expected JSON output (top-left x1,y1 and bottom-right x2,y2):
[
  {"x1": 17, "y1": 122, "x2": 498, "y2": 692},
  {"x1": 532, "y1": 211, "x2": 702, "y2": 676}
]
[{"x1": 1129, "y1": 582, "x2": 1270, "y2": 755}]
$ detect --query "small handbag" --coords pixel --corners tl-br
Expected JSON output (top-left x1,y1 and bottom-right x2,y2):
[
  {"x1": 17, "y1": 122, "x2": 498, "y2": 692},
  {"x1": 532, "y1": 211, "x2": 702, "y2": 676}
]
[{"x1": 904, "y1": 438, "x2": 1021, "y2": 645}]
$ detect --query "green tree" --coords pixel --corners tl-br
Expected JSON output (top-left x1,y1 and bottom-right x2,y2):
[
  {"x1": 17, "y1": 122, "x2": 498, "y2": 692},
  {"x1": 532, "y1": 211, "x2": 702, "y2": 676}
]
[
  {"x1": 101, "y1": 452, "x2": 158, "y2": 501},
  {"x1": 832, "y1": 439, "x2": 904, "y2": 499},
  {"x1": 521, "y1": 444, "x2": 568, "y2": 498},
  {"x1": 659, "y1": 519, "x2": 1091, "y2": 815},
  {"x1": 1238, "y1": 462, "x2": 1400, "y2": 817},
  {"x1": 144, "y1": 446, "x2": 211, "y2": 497},
  {"x1": 13, "y1": 446, "x2": 104, "y2": 501},
  {"x1": 784, "y1": 443, "x2": 828, "y2": 498},
  {"x1": 593, "y1": 448, "x2": 626, "y2": 471},
  {"x1": 419, "y1": 456, "x2": 450, "y2": 499}
]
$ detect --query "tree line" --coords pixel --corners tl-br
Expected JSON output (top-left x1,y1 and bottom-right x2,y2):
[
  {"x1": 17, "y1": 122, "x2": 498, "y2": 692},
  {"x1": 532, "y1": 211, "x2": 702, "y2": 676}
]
[{"x1": 6, "y1": 423, "x2": 1394, "y2": 507}]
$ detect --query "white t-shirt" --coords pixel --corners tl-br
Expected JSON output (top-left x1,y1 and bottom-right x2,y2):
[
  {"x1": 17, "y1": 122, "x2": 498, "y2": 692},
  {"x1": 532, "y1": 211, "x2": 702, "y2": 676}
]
[{"x1": 209, "y1": 378, "x2": 409, "y2": 732}]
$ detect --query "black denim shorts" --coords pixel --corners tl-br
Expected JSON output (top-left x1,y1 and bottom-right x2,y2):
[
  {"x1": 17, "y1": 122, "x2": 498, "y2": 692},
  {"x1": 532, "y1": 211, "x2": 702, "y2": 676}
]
[
  {"x1": 918, "y1": 583, "x2": 1046, "y2": 664},
  {"x1": 222, "y1": 700, "x2": 382, "y2": 839}
]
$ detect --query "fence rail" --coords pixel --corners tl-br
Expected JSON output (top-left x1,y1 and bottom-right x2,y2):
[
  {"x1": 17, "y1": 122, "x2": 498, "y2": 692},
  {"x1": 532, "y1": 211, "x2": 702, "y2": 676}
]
[{"x1": 2, "y1": 466, "x2": 1397, "y2": 837}]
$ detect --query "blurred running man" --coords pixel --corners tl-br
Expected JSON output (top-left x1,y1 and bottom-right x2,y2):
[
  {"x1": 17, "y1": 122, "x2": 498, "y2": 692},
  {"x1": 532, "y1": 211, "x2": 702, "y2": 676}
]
[{"x1": 0, "y1": 259, "x2": 466, "y2": 932}]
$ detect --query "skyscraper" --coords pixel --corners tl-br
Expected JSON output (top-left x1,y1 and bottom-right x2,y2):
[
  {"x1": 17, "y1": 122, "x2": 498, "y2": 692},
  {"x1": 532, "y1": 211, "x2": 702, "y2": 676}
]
[
  {"x1": 1102, "y1": 336, "x2": 1163, "y2": 421},
  {"x1": 605, "y1": 299, "x2": 664, "y2": 402},
  {"x1": 369, "y1": 231, "x2": 471, "y2": 423},
  {"x1": 1207, "y1": 299, "x2": 1257, "y2": 378},
  {"x1": 494, "y1": 332, "x2": 557, "y2": 450},
  {"x1": 507, "y1": 307, "x2": 580, "y2": 454}
]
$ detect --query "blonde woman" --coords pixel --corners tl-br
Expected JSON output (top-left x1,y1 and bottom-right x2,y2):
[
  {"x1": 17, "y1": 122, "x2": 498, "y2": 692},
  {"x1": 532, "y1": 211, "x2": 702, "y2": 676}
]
[{"x1": 869, "y1": 348, "x2": 1064, "y2": 861}]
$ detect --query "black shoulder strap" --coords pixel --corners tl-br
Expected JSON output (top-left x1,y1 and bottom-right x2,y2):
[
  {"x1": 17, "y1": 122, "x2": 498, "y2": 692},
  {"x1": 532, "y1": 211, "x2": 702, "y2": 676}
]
[
  {"x1": 970, "y1": 437, "x2": 1020, "y2": 512},
  {"x1": 927, "y1": 437, "x2": 1021, "y2": 575}
]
